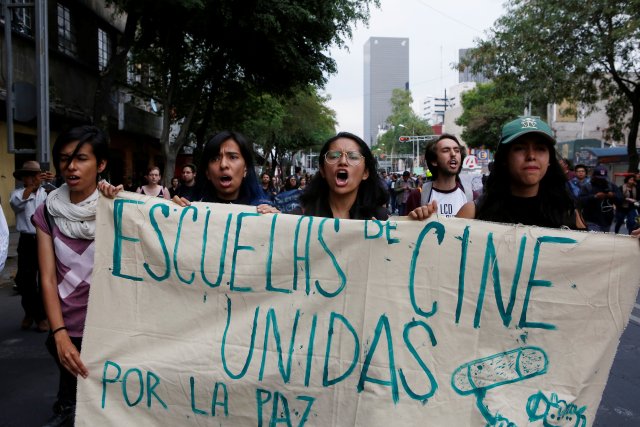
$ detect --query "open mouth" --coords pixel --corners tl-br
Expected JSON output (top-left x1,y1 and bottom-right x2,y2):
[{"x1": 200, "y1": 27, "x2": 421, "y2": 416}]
[
  {"x1": 66, "y1": 175, "x2": 80, "y2": 184},
  {"x1": 336, "y1": 170, "x2": 349, "y2": 185},
  {"x1": 219, "y1": 175, "x2": 233, "y2": 187}
]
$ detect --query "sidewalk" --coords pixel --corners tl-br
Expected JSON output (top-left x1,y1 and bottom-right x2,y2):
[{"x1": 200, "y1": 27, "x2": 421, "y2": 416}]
[{"x1": 0, "y1": 228, "x2": 58, "y2": 427}]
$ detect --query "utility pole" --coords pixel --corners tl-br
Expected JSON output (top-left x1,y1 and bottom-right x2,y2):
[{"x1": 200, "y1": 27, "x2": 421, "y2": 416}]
[
  {"x1": 434, "y1": 89, "x2": 454, "y2": 126},
  {"x1": 2, "y1": 1, "x2": 50, "y2": 167}
]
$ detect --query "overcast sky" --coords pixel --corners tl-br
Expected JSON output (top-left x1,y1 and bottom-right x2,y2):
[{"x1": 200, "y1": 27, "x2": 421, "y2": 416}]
[{"x1": 324, "y1": 0, "x2": 507, "y2": 136}]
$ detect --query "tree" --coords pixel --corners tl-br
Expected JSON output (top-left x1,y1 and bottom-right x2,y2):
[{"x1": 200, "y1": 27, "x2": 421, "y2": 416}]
[
  {"x1": 376, "y1": 89, "x2": 432, "y2": 158},
  {"x1": 463, "y1": 0, "x2": 640, "y2": 171},
  {"x1": 99, "y1": 0, "x2": 378, "y2": 181},
  {"x1": 239, "y1": 86, "x2": 337, "y2": 174},
  {"x1": 456, "y1": 81, "x2": 527, "y2": 150}
]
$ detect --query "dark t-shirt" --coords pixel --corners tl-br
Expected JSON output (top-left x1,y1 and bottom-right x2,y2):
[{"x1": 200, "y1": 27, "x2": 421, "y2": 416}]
[
  {"x1": 477, "y1": 194, "x2": 579, "y2": 229},
  {"x1": 176, "y1": 184, "x2": 198, "y2": 202}
]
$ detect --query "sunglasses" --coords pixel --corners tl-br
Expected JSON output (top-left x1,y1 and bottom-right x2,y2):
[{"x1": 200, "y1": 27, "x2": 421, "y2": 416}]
[{"x1": 324, "y1": 150, "x2": 364, "y2": 166}]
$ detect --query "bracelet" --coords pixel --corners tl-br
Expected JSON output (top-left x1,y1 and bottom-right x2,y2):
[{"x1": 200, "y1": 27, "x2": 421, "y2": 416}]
[{"x1": 51, "y1": 326, "x2": 67, "y2": 336}]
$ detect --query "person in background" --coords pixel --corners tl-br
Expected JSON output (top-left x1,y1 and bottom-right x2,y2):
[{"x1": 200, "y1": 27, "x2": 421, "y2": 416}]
[
  {"x1": 169, "y1": 177, "x2": 180, "y2": 198},
  {"x1": 282, "y1": 175, "x2": 299, "y2": 192},
  {"x1": 578, "y1": 165, "x2": 617, "y2": 232},
  {"x1": 389, "y1": 173, "x2": 398, "y2": 215},
  {"x1": 34, "y1": 125, "x2": 112, "y2": 426},
  {"x1": 567, "y1": 164, "x2": 590, "y2": 199},
  {"x1": 409, "y1": 116, "x2": 585, "y2": 230},
  {"x1": 172, "y1": 131, "x2": 276, "y2": 214},
  {"x1": 299, "y1": 132, "x2": 388, "y2": 220},
  {"x1": 394, "y1": 171, "x2": 415, "y2": 216},
  {"x1": 260, "y1": 172, "x2": 278, "y2": 202},
  {"x1": 298, "y1": 176, "x2": 307, "y2": 191},
  {"x1": 175, "y1": 163, "x2": 198, "y2": 201},
  {"x1": 614, "y1": 175, "x2": 638, "y2": 234},
  {"x1": 136, "y1": 166, "x2": 170, "y2": 199},
  {"x1": 10, "y1": 160, "x2": 54, "y2": 332},
  {"x1": 271, "y1": 175, "x2": 281, "y2": 194}
]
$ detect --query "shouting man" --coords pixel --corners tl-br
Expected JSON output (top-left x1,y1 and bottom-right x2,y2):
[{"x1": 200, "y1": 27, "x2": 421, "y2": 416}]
[{"x1": 406, "y1": 134, "x2": 473, "y2": 218}]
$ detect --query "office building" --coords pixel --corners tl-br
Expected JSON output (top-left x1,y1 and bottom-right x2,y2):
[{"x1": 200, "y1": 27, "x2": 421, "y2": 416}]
[
  {"x1": 458, "y1": 48, "x2": 489, "y2": 84},
  {"x1": 363, "y1": 37, "x2": 409, "y2": 146}
]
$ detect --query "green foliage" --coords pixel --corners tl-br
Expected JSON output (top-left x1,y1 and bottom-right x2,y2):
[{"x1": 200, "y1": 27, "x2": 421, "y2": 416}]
[
  {"x1": 456, "y1": 82, "x2": 526, "y2": 150},
  {"x1": 240, "y1": 86, "x2": 338, "y2": 168},
  {"x1": 374, "y1": 89, "x2": 432, "y2": 155},
  {"x1": 101, "y1": 0, "x2": 378, "y2": 173},
  {"x1": 463, "y1": 0, "x2": 640, "y2": 170},
  {"x1": 205, "y1": 85, "x2": 336, "y2": 172}
]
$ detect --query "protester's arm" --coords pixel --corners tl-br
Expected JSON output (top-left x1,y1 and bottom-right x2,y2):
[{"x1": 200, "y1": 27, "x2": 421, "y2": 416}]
[
  {"x1": 456, "y1": 201, "x2": 476, "y2": 219},
  {"x1": 162, "y1": 187, "x2": 171, "y2": 200},
  {"x1": 37, "y1": 227, "x2": 88, "y2": 378},
  {"x1": 9, "y1": 188, "x2": 30, "y2": 212},
  {"x1": 575, "y1": 210, "x2": 587, "y2": 230}
]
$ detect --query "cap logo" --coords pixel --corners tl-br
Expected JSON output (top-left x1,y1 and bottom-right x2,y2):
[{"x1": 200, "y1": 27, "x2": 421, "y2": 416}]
[{"x1": 521, "y1": 118, "x2": 538, "y2": 129}]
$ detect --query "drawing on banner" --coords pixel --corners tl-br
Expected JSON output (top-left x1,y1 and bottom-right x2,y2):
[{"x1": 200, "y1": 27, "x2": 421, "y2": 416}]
[
  {"x1": 526, "y1": 392, "x2": 587, "y2": 427},
  {"x1": 451, "y1": 347, "x2": 548, "y2": 426}
]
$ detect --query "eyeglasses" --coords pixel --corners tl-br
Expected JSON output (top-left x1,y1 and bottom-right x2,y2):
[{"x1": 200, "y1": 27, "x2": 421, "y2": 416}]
[{"x1": 324, "y1": 150, "x2": 364, "y2": 166}]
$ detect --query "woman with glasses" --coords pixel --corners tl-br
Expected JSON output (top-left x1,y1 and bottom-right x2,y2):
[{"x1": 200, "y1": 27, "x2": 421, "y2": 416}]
[
  {"x1": 299, "y1": 132, "x2": 389, "y2": 220},
  {"x1": 410, "y1": 116, "x2": 585, "y2": 230}
]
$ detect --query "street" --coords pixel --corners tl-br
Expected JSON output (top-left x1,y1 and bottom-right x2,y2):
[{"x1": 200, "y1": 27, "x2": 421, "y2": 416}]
[{"x1": 0, "y1": 229, "x2": 639, "y2": 427}]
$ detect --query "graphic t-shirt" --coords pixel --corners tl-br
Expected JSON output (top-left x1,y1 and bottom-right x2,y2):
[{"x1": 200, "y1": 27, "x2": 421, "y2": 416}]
[
  {"x1": 427, "y1": 186, "x2": 468, "y2": 218},
  {"x1": 32, "y1": 203, "x2": 95, "y2": 337}
]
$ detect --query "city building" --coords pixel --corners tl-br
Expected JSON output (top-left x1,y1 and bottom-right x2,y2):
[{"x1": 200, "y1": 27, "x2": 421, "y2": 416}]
[
  {"x1": 421, "y1": 95, "x2": 438, "y2": 125},
  {"x1": 1, "y1": 0, "x2": 163, "y2": 226},
  {"x1": 363, "y1": 37, "x2": 409, "y2": 146},
  {"x1": 458, "y1": 48, "x2": 489, "y2": 84}
]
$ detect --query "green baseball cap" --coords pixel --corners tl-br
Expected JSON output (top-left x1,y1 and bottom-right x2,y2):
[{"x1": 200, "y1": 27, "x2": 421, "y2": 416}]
[{"x1": 499, "y1": 116, "x2": 556, "y2": 146}]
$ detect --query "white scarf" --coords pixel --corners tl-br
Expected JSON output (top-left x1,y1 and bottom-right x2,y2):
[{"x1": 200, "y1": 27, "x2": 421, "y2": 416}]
[{"x1": 46, "y1": 184, "x2": 99, "y2": 240}]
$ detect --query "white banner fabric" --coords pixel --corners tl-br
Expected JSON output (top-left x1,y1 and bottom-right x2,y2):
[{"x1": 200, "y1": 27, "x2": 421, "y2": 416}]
[{"x1": 76, "y1": 193, "x2": 640, "y2": 426}]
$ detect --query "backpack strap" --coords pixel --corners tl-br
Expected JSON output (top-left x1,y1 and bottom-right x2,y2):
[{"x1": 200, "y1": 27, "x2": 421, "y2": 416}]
[{"x1": 420, "y1": 182, "x2": 433, "y2": 206}]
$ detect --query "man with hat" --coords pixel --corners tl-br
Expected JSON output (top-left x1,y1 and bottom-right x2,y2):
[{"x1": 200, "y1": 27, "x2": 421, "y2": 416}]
[
  {"x1": 578, "y1": 165, "x2": 618, "y2": 232},
  {"x1": 9, "y1": 160, "x2": 54, "y2": 331}
]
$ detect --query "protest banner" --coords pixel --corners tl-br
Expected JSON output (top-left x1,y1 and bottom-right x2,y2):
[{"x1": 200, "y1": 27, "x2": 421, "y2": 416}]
[{"x1": 76, "y1": 193, "x2": 640, "y2": 426}]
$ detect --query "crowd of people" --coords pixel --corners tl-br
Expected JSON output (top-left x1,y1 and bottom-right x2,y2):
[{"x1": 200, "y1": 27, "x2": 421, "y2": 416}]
[{"x1": 1, "y1": 116, "x2": 639, "y2": 426}]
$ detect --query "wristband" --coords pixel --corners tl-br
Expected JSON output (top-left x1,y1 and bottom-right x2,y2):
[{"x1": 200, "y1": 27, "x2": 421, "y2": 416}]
[{"x1": 51, "y1": 326, "x2": 67, "y2": 336}]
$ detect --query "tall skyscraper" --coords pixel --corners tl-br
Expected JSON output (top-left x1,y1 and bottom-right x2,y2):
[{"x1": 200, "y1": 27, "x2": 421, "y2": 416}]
[
  {"x1": 458, "y1": 48, "x2": 489, "y2": 84},
  {"x1": 364, "y1": 37, "x2": 409, "y2": 146}
]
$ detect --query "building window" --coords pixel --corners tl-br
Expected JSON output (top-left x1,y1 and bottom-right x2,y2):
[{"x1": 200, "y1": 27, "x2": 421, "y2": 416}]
[
  {"x1": 0, "y1": 0, "x2": 34, "y2": 36},
  {"x1": 98, "y1": 28, "x2": 112, "y2": 71},
  {"x1": 57, "y1": 3, "x2": 77, "y2": 57}
]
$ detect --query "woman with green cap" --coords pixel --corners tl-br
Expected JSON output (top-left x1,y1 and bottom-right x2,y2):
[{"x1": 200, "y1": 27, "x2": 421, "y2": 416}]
[{"x1": 410, "y1": 116, "x2": 586, "y2": 229}]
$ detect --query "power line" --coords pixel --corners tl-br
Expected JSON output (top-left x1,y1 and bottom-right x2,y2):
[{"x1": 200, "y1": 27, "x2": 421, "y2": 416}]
[{"x1": 411, "y1": 0, "x2": 486, "y2": 34}]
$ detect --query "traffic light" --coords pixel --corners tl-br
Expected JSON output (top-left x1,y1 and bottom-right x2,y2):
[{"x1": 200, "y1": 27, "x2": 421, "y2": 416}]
[{"x1": 399, "y1": 136, "x2": 409, "y2": 142}]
